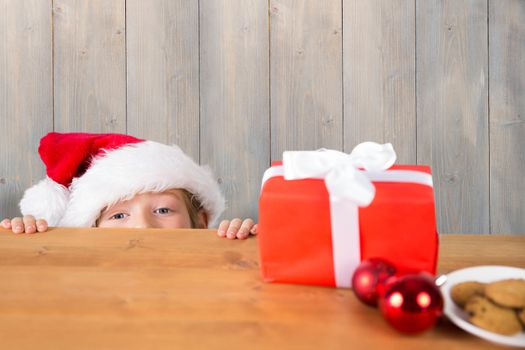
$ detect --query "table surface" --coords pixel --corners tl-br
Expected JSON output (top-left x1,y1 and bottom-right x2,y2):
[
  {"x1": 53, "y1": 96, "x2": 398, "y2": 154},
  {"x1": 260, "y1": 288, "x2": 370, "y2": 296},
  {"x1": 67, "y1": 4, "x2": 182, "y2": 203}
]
[{"x1": 0, "y1": 228, "x2": 524, "y2": 350}]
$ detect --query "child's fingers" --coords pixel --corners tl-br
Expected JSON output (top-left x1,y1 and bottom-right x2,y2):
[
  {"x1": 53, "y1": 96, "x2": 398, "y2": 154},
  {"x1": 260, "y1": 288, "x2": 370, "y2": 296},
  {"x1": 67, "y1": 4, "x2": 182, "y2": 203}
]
[
  {"x1": 11, "y1": 217, "x2": 24, "y2": 234},
  {"x1": 217, "y1": 218, "x2": 258, "y2": 239},
  {"x1": 217, "y1": 220, "x2": 230, "y2": 237},
  {"x1": 236, "y1": 218, "x2": 254, "y2": 240},
  {"x1": 36, "y1": 219, "x2": 48, "y2": 232},
  {"x1": 22, "y1": 215, "x2": 36, "y2": 234},
  {"x1": 1, "y1": 218, "x2": 12, "y2": 229},
  {"x1": 226, "y1": 218, "x2": 242, "y2": 239}
]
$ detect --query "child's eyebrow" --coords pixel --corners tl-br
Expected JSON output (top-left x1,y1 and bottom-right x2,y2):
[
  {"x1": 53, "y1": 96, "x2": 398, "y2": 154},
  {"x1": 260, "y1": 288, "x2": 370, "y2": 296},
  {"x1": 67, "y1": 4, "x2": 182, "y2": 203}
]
[
  {"x1": 162, "y1": 190, "x2": 184, "y2": 201},
  {"x1": 100, "y1": 203, "x2": 127, "y2": 216}
]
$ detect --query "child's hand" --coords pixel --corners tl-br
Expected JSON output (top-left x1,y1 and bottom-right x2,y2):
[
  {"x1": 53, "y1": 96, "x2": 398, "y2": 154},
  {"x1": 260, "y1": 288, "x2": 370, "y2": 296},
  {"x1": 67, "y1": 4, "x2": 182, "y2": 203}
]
[
  {"x1": 1, "y1": 215, "x2": 48, "y2": 234},
  {"x1": 217, "y1": 218, "x2": 257, "y2": 240}
]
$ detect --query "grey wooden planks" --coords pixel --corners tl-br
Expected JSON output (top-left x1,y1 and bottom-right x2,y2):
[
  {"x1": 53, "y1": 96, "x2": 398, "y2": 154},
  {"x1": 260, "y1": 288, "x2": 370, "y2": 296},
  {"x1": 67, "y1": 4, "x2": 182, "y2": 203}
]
[
  {"x1": 0, "y1": 0, "x2": 523, "y2": 233},
  {"x1": 53, "y1": 0, "x2": 126, "y2": 133},
  {"x1": 200, "y1": 0, "x2": 269, "y2": 221},
  {"x1": 126, "y1": 0, "x2": 200, "y2": 160},
  {"x1": 417, "y1": 0, "x2": 489, "y2": 234},
  {"x1": 344, "y1": 0, "x2": 416, "y2": 164},
  {"x1": 270, "y1": 0, "x2": 343, "y2": 159},
  {"x1": 0, "y1": 0, "x2": 53, "y2": 218},
  {"x1": 489, "y1": 0, "x2": 525, "y2": 233}
]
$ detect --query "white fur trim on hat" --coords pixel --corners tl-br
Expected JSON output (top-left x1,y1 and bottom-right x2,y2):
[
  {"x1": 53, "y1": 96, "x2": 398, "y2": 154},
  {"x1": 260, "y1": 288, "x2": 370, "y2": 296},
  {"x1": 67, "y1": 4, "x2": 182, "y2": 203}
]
[
  {"x1": 19, "y1": 177, "x2": 69, "y2": 226},
  {"x1": 20, "y1": 141, "x2": 225, "y2": 228}
]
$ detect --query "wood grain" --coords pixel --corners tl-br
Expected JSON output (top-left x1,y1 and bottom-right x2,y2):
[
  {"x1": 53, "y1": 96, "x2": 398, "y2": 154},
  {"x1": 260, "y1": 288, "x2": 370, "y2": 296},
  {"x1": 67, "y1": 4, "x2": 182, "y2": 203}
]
[
  {"x1": 0, "y1": 1, "x2": 524, "y2": 233},
  {"x1": 489, "y1": 0, "x2": 525, "y2": 234},
  {"x1": 0, "y1": 0, "x2": 52, "y2": 218},
  {"x1": 437, "y1": 233, "x2": 525, "y2": 272},
  {"x1": 270, "y1": 0, "x2": 343, "y2": 158},
  {"x1": 126, "y1": 0, "x2": 200, "y2": 160},
  {"x1": 200, "y1": 0, "x2": 270, "y2": 221},
  {"x1": 416, "y1": 0, "x2": 489, "y2": 234},
  {"x1": 343, "y1": 0, "x2": 416, "y2": 163},
  {"x1": 0, "y1": 228, "x2": 522, "y2": 350},
  {"x1": 53, "y1": 0, "x2": 126, "y2": 132}
]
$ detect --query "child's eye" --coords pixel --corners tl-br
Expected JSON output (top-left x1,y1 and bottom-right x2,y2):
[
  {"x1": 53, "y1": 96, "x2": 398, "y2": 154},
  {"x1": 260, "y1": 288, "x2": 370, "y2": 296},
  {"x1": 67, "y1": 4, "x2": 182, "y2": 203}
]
[
  {"x1": 110, "y1": 213, "x2": 128, "y2": 220},
  {"x1": 154, "y1": 208, "x2": 172, "y2": 214}
]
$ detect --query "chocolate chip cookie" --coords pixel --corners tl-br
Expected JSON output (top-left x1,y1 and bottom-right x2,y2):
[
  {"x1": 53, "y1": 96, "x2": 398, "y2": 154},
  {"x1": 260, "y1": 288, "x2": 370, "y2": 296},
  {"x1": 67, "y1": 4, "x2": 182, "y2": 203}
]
[
  {"x1": 451, "y1": 281, "x2": 486, "y2": 308},
  {"x1": 485, "y1": 279, "x2": 525, "y2": 308},
  {"x1": 465, "y1": 296, "x2": 522, "y2": 336}
]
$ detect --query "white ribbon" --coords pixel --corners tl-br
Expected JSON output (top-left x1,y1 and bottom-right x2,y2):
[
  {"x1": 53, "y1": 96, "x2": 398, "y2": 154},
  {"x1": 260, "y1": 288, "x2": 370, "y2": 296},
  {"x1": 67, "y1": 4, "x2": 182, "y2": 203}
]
[
  {"x1": 283, "y1": 142, "x2": 397, "y2": 206},
  {"x1": 282, "y1": 142, "x2": 396, "y2": 288}
]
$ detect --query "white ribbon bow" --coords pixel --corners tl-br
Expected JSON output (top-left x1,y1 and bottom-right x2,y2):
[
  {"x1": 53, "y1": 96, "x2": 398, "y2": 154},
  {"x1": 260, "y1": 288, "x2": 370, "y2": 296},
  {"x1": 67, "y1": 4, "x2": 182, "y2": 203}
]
[{"x1": 283, "y1": 142, "x2": 397, "y2": 207}]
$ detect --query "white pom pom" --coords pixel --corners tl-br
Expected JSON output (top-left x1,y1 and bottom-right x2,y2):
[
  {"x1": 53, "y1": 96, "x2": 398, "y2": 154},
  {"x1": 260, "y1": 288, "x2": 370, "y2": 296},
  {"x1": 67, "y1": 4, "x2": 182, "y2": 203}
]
[{"x1": 19, "y1": 177, "x2": 69, "y2": 226}]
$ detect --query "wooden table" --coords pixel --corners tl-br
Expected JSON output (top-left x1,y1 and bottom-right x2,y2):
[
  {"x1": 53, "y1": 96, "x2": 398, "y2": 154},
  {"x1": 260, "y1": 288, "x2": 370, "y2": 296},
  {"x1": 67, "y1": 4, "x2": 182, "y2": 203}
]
[{"x1": 0, "y1": 228, "x2": 524, "y2": 350}]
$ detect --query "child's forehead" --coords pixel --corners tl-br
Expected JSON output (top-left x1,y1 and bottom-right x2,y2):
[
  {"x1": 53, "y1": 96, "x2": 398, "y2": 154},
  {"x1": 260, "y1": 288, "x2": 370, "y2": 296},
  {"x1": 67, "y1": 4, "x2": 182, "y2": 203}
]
[
  {"x1": 139, "y1": 189, "x2": 184, "y2": 199},
  {"x1": 158, "y1": 188, "x2": 185, "y2": 198},
  {"x1": 114, "y1": 189, "x2": 185, "y2": 205}
]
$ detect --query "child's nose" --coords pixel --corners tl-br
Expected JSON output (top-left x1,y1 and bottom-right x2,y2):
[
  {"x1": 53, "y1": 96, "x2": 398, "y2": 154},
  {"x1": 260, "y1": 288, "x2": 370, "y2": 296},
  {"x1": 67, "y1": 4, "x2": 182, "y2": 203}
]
[{"x1": 131, "y1": 213, "x2": 156, "y2": 228}]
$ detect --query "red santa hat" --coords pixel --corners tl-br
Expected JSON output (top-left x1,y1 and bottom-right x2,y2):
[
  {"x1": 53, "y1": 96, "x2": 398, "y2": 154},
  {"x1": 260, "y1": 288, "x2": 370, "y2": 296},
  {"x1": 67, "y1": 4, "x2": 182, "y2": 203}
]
[{"x1": 19, "y1": 132, "x2": 225, "y2": 228}]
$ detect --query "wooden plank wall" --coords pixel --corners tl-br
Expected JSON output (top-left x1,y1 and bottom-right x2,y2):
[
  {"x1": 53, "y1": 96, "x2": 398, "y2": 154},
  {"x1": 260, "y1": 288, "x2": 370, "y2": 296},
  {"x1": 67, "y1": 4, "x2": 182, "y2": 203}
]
[
  {"x1": 270, "y1": 1, "x2": 343, "y2": 156},
  {"x1": 54, "y1": 0, "x2": 126, "y2": 133},
  {"x1": 344, "y1": 0, "x2": 416, "y2": 164},
  {"x1": 489, "y1": 0, "x2": 525, "y2": 234},
  {"x1": 417, "y1": 1, "x2": 490, "y2": 233},
  {"x1": 0, "y1": 0, "x2": 53, "y2": 219},
  {"x1": 127, "y1": 0, "x2": 200, "y2": 159},
  {"x1": 200, "y1": 0, "x2": 269, "y2": 221},
  {"x1": 0, "y1": 0, "x2": 524, "y2": 234}
]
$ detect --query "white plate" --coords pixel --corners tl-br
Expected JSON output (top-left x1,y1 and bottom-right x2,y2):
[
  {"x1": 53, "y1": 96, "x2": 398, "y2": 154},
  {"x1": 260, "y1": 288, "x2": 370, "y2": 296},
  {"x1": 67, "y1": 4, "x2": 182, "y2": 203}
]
[{"x1": 440, "y1": 265, "x2": 525, "y2": 348}]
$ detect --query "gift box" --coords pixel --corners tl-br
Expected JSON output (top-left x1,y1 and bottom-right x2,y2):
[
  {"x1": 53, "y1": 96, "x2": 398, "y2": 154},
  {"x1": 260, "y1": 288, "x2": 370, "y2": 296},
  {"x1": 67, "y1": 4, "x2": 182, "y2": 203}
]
[{"x1": 257, "y1": 143, "x2": 438, "y2": 288}]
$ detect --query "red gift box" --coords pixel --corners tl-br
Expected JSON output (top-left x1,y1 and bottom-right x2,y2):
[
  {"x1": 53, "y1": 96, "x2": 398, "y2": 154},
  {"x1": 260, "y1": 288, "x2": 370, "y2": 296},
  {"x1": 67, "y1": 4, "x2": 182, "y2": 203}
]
[{"x1": 258, "y1": 157, "x2": 438, "y2": 288}]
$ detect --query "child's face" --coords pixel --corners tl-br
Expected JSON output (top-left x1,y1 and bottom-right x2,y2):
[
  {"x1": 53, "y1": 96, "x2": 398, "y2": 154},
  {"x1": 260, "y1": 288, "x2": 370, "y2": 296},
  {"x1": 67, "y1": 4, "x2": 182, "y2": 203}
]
[{"x1": 97, "y1": 190, "x2": 194, "y2": 229}]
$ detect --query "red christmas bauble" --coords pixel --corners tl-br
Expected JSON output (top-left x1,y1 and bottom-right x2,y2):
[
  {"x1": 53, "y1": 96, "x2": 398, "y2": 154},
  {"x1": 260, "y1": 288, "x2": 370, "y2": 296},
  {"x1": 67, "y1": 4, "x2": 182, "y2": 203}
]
[
  {"x1": 351, "y1": 258, "x2": 397, "y2": 307},
  {"x1": 379, "y1": 273, "x2": 444, "y2": 334}
]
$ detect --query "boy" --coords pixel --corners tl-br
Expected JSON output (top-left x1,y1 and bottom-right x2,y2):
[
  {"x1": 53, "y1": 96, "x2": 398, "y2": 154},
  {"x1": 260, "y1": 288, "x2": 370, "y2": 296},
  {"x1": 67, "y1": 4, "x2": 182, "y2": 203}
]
[{"x1": 1, "y1": 132, "x2": 256, "y2": 239}]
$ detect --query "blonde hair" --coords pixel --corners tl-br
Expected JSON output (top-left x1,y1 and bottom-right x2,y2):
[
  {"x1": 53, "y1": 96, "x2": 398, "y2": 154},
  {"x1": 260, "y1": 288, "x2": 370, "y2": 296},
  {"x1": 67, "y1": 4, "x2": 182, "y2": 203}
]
[{"x1": 176, "y1": 189, "x2": 206, "y2": 228}]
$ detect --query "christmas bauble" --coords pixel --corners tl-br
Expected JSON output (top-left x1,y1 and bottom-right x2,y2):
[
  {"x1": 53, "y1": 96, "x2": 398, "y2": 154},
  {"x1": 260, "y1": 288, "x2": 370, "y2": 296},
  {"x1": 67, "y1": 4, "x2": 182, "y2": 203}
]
[
  {"x1": 351, "y1": 258, "x2": 397, "y2": 307},
  {"x1": 379, "y1": 273, "x2": 444, "y2": 333}
]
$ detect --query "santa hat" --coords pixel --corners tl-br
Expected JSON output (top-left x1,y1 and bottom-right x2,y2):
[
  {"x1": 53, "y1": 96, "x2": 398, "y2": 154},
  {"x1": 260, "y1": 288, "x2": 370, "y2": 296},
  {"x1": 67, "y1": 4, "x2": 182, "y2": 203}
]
[{"x1": 20, "y1": 132, "x2": 225, "y2": 228}]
